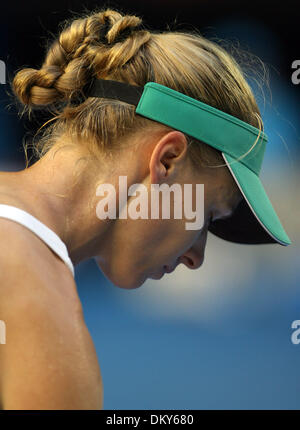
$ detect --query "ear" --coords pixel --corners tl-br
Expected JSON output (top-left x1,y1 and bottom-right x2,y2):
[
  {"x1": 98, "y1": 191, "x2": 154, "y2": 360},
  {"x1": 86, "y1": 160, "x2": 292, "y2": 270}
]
[{"x1": 149, "y1": 131, "x2": 188, "y2": 184}]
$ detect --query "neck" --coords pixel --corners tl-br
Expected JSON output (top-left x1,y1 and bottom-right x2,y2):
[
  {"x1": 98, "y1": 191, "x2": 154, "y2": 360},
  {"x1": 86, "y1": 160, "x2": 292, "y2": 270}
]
[{"x1": 0, "y1": 142, "x2": 122, "y2": 265}]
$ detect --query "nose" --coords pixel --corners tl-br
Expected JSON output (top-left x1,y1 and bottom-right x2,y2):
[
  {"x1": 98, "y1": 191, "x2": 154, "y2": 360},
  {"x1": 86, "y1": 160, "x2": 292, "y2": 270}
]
[
  {"x1": 178, "y1": 248, "x2": 205, "y2": 270},
  {"x1": 177, "y1": 226, "x2": 208, "y2": 271}
]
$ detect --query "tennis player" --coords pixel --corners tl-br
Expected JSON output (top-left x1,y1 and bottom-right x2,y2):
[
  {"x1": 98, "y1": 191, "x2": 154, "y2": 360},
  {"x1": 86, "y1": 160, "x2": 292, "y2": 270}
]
[{"x1": 0, "y1": 7, "x2": 291, "y2": 409}]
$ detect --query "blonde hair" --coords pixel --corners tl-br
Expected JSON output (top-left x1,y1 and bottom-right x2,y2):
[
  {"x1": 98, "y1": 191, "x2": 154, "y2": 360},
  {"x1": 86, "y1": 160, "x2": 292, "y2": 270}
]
[{"x1": 11, "y1": 7, "x2": 266, "y2": 169}]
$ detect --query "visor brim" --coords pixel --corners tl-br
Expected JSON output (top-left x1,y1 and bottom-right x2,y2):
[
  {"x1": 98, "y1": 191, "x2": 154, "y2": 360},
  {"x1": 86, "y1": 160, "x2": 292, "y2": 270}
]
[{"x1": 208, "y1": 153, "x2": 291, "y2": 246}]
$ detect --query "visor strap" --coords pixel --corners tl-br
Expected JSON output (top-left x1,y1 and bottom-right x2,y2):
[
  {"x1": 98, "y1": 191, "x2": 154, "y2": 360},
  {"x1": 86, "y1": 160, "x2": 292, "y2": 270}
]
[{"x1": 84, "y1": 78, "x2": 143, "y2": 106}]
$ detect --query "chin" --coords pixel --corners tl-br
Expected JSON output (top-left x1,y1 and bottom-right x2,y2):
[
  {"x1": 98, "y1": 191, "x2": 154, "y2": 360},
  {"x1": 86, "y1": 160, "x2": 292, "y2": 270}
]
[
  {"x1": 95, "y1": 259, "x2": 150, "y2": 289},
  {"x1": 112, "y1": 274, "x2": 147, "y2": 289},
  {"x1": 100, "y1": 266, "x2": 147, "y2": 290}
]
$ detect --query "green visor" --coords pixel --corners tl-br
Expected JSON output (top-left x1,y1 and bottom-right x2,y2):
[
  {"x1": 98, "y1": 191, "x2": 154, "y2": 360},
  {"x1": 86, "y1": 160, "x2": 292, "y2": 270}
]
[{"x1": 84, "y1": 78, "x2": 291, "y2": 246}]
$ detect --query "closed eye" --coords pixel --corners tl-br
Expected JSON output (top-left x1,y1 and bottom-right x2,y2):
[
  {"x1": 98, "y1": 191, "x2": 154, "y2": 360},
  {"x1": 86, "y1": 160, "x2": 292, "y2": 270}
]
[
  {"x1": 211, "y1": 196, "x2": 242, "y2": 224},
  {"x1": 210, "y1": 210, "x2": 234, "y2": 225}
]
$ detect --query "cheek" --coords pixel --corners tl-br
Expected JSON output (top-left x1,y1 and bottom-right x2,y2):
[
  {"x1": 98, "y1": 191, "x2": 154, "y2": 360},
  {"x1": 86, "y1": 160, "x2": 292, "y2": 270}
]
[
  {"x1": 145, "y1": 220, "x2": 199, "y2": 265},
  {"x1": 113, "y1": 216, "x2": 201, "y2": 275},
  {"x1": 96, "y1": 220, "x2": 203, "y2": 288}
]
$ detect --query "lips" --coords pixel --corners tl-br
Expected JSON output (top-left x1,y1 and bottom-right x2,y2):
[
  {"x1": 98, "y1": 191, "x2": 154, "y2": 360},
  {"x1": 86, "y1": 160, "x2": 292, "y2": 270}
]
[
  {"x1": 149, "y1": 264, "x2": 176, "y2": 280},
  {"x1": 149, "y1": 268, "x2": 164, "y2": 279},
  {"x1": 163, "y1": 265, "x2": 175, "y2": 274}
]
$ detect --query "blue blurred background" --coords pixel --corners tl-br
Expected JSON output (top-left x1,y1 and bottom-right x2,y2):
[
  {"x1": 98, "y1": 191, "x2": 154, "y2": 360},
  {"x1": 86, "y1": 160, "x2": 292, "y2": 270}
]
[{"x1": 0, "y1": 0, "x2": 299, "y2": 409}]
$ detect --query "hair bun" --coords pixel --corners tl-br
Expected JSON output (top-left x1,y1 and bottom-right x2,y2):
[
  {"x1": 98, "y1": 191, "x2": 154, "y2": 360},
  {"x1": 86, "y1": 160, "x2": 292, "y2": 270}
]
[
  {"x1": 11, "y1": 8, "x2": 151, "y2": 110},
  {"x1": 98, "y1": 12, "x2": 145, "y2": 46},
  {"x1": 12, "y1": 65, "x2": 63, "y2": 106}
]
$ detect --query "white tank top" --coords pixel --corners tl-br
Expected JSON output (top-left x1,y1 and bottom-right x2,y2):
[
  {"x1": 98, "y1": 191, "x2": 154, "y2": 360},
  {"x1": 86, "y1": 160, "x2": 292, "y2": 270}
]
[{"x1": 0, "y1": 204, "x2": 74, "y2": 277}]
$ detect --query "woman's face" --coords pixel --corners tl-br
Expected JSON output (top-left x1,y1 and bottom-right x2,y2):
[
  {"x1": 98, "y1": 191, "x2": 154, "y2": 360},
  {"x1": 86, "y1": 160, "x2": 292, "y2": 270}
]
[{"x1": 95, "y1": 130, "x2": 242, "y2": 289}]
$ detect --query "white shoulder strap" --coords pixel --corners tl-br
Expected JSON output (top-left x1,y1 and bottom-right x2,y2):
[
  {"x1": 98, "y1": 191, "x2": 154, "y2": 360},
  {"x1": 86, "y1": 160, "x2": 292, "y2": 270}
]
[{"x1": 0, "y1": 204, "x2": 74, "y2": 277}]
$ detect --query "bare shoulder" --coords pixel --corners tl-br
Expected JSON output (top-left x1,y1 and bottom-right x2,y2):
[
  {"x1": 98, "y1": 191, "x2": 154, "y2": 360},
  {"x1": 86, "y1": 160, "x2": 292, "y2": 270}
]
[
  {"x1": 0, "y1": 216, "x2": 74, "y2": 291},
  {"x1": 0, "y1": 218, "x2": 103, "y2": 409}
]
